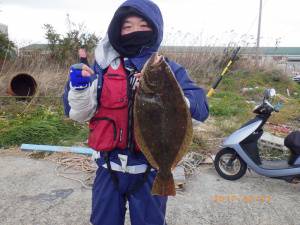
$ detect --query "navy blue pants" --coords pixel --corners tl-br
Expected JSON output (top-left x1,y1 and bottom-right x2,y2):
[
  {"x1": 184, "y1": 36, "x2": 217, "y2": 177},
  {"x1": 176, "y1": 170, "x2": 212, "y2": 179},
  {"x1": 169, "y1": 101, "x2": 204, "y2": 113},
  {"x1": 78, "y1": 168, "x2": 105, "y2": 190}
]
[{"x1": 90, "y1": 150, "x2": 168, "y2": 225}]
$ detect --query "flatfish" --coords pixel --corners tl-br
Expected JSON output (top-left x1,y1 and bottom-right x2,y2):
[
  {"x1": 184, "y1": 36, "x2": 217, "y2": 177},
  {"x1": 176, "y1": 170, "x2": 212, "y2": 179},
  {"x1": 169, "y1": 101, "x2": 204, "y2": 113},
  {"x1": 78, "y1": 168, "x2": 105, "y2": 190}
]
[{"x1": 134, "y1": 52, "x2": 193, "y2": 196}]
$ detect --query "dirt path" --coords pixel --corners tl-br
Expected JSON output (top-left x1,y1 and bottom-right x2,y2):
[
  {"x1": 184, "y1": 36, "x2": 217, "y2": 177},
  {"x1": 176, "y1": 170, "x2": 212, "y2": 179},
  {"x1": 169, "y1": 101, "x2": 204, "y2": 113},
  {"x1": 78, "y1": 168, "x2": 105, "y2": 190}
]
[{"x1": 1, "y1": 150, "x2": 300, "y2": 225}]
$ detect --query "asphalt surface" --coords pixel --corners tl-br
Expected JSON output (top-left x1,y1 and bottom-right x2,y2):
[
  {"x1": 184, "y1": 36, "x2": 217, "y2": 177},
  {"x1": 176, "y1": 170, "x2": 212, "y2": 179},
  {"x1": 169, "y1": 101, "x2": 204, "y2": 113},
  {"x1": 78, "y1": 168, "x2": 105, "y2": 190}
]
[{"x1": 1, "y1": 153, "x2": 300, "y2": 225}]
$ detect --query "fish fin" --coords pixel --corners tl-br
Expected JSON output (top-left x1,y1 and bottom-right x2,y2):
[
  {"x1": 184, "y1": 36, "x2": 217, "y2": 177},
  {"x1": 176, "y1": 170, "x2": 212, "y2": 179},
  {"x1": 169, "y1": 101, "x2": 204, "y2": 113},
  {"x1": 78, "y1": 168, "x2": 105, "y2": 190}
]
[
  {"x1": 172, "y1": 116, "x2": 193, "y2": 169},
  {"x1": 151, "y1": 171, "x2": 176, "y2": 196},
  {"x1": 144, "y1": 152, "x2": 159, "y2": 169}
]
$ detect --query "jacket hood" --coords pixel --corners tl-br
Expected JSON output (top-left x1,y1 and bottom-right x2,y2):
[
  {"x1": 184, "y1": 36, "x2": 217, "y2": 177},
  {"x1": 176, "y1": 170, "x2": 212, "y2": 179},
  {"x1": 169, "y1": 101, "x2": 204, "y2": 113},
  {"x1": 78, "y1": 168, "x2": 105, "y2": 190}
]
[
  {"x1": 95, "y1": 0, "x2": 164, "y2": 71},
  {"x1": 114, "y1": 0, "x2": 164, "y2": 52}
]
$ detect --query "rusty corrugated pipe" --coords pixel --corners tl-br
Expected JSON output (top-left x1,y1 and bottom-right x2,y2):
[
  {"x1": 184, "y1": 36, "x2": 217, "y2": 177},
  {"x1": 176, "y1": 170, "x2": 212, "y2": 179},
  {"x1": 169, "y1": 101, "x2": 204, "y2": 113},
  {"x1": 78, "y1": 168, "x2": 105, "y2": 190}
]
[{"x1": 7, "y1": 73, "x2": 37, "y2": 96}]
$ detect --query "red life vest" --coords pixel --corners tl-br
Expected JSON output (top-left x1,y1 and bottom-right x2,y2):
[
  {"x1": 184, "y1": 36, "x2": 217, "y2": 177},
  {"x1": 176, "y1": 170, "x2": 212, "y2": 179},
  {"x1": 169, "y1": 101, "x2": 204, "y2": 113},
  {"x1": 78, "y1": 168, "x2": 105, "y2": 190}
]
[{"x1": 88, "y1": 59, "x2": 139, "y2": 152}]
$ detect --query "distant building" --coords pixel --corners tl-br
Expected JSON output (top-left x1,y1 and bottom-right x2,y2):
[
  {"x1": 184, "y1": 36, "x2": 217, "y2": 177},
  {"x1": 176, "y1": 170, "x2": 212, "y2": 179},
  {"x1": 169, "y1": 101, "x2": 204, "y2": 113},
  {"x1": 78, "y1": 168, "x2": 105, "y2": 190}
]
[
  {"x1": 240, "y1": 47, "x2": 300, "y2": 73},
  {"x1": 161, "y1": 46, "x2": 300, "y2": 74},
  {"x1": 0, "y1": 23, "x2": 8, "y2": 36},
  {"x1": 19, "y1": 44, "x2": 50, "y2": 57}
]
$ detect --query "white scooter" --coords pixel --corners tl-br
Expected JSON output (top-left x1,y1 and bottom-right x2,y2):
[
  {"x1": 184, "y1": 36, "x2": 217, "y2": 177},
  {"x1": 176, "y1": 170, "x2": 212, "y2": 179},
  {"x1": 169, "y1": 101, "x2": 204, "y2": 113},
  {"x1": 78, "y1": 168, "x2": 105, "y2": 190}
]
[{"x1": 214, "y1": 89, "x2": 300, "y2": 183}]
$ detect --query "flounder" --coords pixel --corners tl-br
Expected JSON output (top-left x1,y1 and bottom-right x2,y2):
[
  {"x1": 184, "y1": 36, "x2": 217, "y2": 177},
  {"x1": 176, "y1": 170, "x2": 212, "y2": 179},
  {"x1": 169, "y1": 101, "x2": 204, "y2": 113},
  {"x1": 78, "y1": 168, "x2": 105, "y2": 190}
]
[{"x1": 134, "y1": 52, "x2": 193, "y2": 196}]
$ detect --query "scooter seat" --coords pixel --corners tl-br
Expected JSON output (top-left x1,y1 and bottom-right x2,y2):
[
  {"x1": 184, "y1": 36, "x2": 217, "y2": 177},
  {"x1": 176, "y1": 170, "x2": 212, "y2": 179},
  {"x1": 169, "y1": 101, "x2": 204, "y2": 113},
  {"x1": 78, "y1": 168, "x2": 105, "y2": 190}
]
[{"x1": 284, "y1": 131, "x2": 300, "y2": 154}]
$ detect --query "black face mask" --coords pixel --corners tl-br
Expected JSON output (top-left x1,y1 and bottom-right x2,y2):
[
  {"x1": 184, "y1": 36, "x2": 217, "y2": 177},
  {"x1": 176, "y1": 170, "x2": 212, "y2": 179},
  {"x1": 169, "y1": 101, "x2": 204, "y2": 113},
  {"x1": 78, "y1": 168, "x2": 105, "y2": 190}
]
[{"x1": 118, "y1": 31, "x2": 154, "y2": 57}]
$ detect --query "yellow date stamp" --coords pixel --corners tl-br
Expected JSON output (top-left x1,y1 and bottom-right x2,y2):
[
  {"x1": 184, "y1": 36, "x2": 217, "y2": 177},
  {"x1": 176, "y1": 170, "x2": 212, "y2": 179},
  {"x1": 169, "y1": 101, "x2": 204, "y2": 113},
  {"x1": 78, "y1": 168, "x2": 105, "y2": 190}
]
[{"x1": 212, "y1": 194, "x2": 272, "y2": 203}]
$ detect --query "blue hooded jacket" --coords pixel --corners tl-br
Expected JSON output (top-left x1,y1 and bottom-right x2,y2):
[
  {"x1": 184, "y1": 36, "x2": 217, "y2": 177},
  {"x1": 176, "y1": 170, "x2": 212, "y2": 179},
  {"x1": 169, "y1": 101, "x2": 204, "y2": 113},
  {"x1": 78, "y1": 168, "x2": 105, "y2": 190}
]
[{"x1": 63, "y1": 0, "x2": 209, "y2": 122}]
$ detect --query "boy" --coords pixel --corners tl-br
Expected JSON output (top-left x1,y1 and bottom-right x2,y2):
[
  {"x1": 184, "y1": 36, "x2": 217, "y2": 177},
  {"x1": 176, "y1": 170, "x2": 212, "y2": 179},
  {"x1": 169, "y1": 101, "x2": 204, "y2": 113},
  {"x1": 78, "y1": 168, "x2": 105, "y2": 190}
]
[{"x1": 63, "y1": 0, "x2": 209, "y2": 224}]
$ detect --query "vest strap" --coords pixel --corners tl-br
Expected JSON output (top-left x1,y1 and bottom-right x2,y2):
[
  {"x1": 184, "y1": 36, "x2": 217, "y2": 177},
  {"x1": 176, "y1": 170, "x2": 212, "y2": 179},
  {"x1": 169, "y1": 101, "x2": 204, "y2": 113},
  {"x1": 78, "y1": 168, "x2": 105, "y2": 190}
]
[{"x1": 103, "y1": 152, "x2": 119, "y2": 189}]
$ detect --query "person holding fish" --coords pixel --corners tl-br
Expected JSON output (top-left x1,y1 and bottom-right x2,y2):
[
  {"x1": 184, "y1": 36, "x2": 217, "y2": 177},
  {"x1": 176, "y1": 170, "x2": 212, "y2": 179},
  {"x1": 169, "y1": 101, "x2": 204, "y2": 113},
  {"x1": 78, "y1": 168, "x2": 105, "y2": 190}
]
[{"x1": 63, "y1": 0, "x2": 209, "y2": 224}]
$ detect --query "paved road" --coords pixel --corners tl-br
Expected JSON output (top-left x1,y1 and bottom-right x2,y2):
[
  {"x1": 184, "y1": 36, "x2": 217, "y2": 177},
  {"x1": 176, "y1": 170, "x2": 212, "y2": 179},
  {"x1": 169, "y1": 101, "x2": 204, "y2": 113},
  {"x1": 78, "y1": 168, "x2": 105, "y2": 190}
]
[{"x1": 1, "y1": 153, "x2": 300, "y2": 225}]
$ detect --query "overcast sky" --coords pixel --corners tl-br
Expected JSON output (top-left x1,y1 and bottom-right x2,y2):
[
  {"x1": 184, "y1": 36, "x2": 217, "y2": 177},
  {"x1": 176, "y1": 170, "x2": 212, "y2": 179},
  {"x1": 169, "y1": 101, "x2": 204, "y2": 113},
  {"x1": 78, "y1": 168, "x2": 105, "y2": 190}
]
[{"x1": 0, "y1": 0, "x2": 299, "y2": 47}]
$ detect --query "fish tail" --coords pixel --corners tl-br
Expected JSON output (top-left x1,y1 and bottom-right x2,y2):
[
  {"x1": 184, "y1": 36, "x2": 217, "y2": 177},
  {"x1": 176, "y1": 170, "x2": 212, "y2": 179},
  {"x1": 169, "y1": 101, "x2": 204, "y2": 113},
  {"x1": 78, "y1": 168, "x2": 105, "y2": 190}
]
[{"x1": 152, "y1": 171, "x2": 176, "y2": 196}]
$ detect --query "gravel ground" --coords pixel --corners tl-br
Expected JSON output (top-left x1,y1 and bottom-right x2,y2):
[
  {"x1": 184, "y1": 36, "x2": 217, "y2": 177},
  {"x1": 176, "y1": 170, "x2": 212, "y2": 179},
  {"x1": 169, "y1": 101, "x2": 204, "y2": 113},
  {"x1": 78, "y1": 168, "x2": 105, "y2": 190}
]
[{"x1": 1, "y1": 151, "x2": 300, "y2": 225}]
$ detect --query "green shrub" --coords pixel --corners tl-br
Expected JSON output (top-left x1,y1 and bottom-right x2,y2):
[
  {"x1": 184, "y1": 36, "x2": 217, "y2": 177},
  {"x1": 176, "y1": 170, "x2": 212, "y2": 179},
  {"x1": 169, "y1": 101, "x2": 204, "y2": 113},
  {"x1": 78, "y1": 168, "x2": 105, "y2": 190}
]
[
  {"x1": 0, "y1": 33, "x2": 16, "y2": 60},
  {"x1": 44, "y1": 23, "x2": 100, "y2": 65}
]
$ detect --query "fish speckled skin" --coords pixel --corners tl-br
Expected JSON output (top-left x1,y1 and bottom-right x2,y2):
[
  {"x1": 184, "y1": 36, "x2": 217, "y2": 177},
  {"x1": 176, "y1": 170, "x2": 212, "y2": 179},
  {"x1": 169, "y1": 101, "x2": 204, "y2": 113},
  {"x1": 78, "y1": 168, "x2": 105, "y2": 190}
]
[{"x1": 134, "y1": 52, "x2": 193, "y2": 196}]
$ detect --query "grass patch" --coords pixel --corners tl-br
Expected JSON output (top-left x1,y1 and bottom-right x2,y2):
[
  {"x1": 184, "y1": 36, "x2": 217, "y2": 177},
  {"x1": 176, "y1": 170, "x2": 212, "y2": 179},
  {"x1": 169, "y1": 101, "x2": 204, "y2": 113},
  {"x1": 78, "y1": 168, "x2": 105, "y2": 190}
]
[
  {"x1": 209, "y1": 91, "x2": 252, "y2": 117},
  {"x1": 269, "y1": 98, "x2": 300, "y2": 124},
  {"x1": 220, "y1": 70, "x2": 300, "y2": 98},
  {"x1": 0, "y1": 105, "x2": 88, "y2": 148}
]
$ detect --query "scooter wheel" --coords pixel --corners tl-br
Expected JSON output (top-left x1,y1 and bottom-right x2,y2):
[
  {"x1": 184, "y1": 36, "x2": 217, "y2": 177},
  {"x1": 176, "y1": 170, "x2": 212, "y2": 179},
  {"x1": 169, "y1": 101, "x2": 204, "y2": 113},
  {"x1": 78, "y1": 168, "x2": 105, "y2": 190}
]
[{"x1": 214, "y1": 148, "x2": 247, "y2": 180}]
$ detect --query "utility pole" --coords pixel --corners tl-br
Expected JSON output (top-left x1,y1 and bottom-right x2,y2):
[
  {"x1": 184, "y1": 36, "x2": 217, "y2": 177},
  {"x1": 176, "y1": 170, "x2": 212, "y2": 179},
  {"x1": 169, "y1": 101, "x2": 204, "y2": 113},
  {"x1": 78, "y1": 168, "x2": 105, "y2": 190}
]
[{"x1": 256, "y1": 0, "x2": 263, "y2": 67}]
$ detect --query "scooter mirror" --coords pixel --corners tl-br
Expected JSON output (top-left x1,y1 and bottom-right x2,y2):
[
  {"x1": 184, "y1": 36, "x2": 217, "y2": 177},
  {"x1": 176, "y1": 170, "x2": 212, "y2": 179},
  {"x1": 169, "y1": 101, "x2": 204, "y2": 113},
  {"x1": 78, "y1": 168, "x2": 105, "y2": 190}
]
[{"x1": 264, "y1": 88, "x2": 276, "y2": 99}]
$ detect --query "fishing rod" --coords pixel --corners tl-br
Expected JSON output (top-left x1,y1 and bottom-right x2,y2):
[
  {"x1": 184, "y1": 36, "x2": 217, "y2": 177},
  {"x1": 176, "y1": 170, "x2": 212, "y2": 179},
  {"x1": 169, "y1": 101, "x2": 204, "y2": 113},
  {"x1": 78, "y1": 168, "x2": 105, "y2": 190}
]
[{"x1": 207, "y1": 46, "x2": 241, "y2": 98}]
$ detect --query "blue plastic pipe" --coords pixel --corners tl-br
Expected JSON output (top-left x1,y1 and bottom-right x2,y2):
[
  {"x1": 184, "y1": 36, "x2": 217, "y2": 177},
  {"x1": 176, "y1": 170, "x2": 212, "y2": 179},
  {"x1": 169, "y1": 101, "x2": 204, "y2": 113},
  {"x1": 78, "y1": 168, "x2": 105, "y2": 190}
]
[{"x1": 21, "y1": 144, "x2": 94, "y2": 156}]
